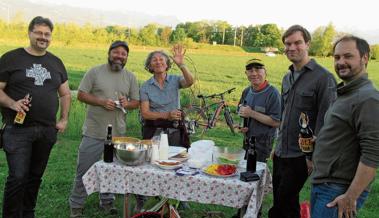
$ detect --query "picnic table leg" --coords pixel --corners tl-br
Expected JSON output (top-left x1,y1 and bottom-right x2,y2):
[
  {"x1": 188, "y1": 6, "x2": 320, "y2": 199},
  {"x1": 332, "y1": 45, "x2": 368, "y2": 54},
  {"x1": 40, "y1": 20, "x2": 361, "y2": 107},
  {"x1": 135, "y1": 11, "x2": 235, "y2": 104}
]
[
  {"x1": 124, "y1": 194, "x2": 131, "y2": 218},
  {"x1": 240, "y1": 205, "x2": 247, "y2": 218}
]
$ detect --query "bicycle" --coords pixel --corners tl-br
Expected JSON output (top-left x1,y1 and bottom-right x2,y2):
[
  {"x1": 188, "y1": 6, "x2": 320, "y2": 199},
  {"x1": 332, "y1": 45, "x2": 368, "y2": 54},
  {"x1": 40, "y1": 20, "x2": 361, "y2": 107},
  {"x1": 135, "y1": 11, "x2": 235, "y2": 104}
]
[{"x1": 184, "y1": 87, "x2": 236, "y2": 135}]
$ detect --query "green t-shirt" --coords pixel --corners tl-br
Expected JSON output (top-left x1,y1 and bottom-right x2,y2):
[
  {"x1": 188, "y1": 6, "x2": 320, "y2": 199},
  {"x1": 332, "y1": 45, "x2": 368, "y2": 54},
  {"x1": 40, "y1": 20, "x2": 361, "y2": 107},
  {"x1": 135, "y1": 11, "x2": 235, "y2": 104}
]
[{"x1": 79, "y1": 64, "x2": 140, "y2": 139}]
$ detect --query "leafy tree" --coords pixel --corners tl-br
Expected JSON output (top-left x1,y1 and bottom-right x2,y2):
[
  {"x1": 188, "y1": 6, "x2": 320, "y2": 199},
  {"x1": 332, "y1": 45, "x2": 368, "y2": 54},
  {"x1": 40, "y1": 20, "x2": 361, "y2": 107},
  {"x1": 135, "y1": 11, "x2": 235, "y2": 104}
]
[
  {"x1": 260, "y1": 24, "x2": 282, "y2": 49},
  {"x1": 139, "y1": 24, "x2": 159, "y2": 46},
  {"x1": 158, "y1": 26, "x2": 172, "y2": 46},
  {"x1": 310, "y1": 23, "x2": 336, "y2": 56},
  {"x1": 309, "y1": 27, "x2": 324, "y2": 56},
  {"x1": 170, "y1": 27, "x2": 186, "y2": 43},
  {"x1": 176, "y1": 21, "x2": 212, "y2": 43},
  {"x1": 371, "y1": 44, "x2": 379, "y2": 60},
  {"x1": 210, "y1": 21, "x2": 231, "y2": 44},
  {"x1": 244, "y1": 25, "x2": 264, "y2": 47}
]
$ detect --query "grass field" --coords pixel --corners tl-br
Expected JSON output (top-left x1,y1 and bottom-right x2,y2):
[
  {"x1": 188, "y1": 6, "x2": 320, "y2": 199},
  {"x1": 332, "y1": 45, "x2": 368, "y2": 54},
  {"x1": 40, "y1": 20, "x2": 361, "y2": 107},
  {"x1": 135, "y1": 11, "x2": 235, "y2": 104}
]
[{"x1": 0, "y1": 43, "x2": 378, "y2": 217}]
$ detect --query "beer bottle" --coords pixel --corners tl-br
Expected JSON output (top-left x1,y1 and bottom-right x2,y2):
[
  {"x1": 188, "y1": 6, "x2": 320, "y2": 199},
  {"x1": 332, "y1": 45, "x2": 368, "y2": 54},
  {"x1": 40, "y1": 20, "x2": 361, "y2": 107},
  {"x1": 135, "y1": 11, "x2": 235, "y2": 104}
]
[
  {"x1": 239, "y1": 100, "x2": 248, "y2": 129},
  {"x1": 299, "y1": 112, "x2": 314, "y2": 153},
  {"x1": 14, "y1": 93, "x2": 32, "y2": 124},
  {"x1": 246, "y1": 136, "x2": 257, "y2": 173},
  {"x1": 103, "y1": 124, "x2": 114, "y2": 163}
]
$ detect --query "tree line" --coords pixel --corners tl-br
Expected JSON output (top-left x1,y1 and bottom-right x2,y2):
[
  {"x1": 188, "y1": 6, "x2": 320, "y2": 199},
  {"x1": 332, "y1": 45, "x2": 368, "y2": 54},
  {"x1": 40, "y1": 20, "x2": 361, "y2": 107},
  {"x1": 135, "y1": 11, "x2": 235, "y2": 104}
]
[{"x1": 0, "y1": 18, "x2": 378, "y2": 58}]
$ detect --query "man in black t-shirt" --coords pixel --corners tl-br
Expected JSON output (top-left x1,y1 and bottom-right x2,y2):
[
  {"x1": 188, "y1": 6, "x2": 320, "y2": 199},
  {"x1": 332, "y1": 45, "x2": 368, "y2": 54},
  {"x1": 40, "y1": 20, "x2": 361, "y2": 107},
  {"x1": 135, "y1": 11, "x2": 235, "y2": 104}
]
[{"x1": 0, "y1": 16, "x2": 71, "y2": 217}]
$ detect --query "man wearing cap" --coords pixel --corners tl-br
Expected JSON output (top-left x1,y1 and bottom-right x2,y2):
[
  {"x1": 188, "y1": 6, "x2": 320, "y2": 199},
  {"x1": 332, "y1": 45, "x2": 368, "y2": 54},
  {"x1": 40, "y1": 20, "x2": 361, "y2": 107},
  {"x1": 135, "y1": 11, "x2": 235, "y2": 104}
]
[
  {"x1": 268, "y1": 25, "x2": 337, "y2": 218},
  {"x1": 68, "y1": 40, "x2": 140, "y2": 217},
  {"x1": 233, "y1": 59, "x2": 280, "y2": 218},
  {"x1": 238, "y1": 58, "x2": 281, "y2": 162}
]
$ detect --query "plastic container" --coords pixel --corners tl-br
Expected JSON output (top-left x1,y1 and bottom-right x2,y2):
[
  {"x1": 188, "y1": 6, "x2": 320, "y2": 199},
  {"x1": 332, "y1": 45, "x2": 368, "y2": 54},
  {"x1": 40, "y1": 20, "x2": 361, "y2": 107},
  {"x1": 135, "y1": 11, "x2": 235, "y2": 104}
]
[
  {"x1": 188, "y1": 140, "x2": 215, "y2": 168},
  {"x1": 159, "y1": 133, "x2": 169, "y2": 160},
  {"x1": 213, "y1": 146, "x2": 244, "y2": 165}
]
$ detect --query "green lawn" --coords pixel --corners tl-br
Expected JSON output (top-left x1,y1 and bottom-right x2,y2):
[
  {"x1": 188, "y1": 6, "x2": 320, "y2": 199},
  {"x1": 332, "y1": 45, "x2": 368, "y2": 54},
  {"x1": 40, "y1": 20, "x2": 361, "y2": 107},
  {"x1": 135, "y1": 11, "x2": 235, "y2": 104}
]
[{"x1": 0, "y1": 43, "x2": 378, "y2": 217}]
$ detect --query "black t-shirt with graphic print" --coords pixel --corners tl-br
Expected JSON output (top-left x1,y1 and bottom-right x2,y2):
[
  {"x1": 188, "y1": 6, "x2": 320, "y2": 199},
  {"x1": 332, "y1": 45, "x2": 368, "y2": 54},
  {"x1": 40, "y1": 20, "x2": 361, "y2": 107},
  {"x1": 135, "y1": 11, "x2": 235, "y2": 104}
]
[{"x1": 0, "y1": 48, "x2": 68, "y2": 126}]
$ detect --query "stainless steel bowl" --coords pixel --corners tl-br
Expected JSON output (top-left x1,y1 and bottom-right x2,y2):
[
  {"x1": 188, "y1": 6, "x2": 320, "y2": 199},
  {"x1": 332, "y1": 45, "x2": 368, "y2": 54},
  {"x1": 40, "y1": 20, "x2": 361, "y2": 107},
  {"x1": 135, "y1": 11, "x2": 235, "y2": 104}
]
[{"x1": 114, "y1": 143, "x2": 147, "y2": 166}]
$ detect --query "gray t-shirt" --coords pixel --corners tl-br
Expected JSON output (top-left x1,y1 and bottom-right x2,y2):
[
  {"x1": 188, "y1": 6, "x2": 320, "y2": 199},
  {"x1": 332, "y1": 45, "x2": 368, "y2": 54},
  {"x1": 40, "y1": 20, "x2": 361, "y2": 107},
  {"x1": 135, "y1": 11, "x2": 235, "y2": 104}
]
[
  {"x1": 79, "y1": 64, "x2": 140, "y2": 139},
  {"x1": 140, "y1": 74, "x2": 183, "y2": 112},
  {"x1": 241, "y1": 85, "x2": 281, "y2": 137}
]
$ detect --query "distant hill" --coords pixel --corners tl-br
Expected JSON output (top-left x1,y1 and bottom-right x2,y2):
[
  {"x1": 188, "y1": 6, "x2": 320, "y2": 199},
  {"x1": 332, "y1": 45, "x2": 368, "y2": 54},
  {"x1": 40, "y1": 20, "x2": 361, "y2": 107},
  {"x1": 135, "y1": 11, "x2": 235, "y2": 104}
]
[
  {"x1": 0, "y1": 0, "x2": 180, "y2": 27},
  {"x1": 1, "y1": 0, "x2": 378, "y2": 44}
]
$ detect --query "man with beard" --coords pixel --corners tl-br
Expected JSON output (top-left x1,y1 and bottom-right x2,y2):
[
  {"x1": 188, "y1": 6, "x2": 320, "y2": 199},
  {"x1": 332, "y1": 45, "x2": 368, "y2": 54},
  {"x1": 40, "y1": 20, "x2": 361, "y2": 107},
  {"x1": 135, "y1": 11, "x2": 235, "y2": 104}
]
[
  {"x1": 69, "y1": 41, "x2": 139, "y2": 217},
  {"x1": 268, "y1": 25, "x2": 337, "y2": 218},
  {"x1": 0, "y1": 16, "x2": 71, "y2": 218},
  {"x1": 311, "y1": 35, "x2": 379, "y2": 218}
]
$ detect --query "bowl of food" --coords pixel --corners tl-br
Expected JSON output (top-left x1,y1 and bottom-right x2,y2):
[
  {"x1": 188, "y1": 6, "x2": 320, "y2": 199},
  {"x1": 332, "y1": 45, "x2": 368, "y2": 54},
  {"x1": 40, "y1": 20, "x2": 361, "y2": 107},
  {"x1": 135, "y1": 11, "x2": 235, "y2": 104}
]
[
  {"x1": 213, "y1": 146, "x2": 244, "y2": 165},
  {"x1": 113, "y1": 137, "x2": 146, "y2": 166}
]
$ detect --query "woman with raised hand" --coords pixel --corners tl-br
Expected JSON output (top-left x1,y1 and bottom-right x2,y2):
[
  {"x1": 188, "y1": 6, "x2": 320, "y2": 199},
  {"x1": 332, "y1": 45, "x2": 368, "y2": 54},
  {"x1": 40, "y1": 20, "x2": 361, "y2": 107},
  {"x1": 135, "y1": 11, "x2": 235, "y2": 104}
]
[{"x1": 140, "y1": 44, "x2": 194, "y2": 148}]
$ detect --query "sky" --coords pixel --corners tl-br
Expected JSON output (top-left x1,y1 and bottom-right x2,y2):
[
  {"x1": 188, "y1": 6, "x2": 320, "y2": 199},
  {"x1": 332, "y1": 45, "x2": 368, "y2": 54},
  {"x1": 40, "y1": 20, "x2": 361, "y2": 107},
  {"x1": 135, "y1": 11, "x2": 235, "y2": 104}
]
[{"x1": 31, "y1": 0, "x2": 378, "y2": 33}]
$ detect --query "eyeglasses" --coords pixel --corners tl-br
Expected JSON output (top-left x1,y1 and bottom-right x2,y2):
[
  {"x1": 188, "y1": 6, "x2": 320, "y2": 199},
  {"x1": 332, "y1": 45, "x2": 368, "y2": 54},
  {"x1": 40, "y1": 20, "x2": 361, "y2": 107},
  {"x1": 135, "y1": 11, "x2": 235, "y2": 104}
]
[{"x1": 31, "y1": 31, "x2": 52, "y2": 38}]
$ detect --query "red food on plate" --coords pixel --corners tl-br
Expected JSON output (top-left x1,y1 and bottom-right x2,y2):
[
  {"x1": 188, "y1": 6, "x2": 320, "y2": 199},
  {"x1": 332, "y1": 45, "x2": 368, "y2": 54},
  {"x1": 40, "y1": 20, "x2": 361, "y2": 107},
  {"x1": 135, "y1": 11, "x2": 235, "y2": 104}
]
[{"x1": 215, "y1": 164, "x2": 236, "y2": 175}]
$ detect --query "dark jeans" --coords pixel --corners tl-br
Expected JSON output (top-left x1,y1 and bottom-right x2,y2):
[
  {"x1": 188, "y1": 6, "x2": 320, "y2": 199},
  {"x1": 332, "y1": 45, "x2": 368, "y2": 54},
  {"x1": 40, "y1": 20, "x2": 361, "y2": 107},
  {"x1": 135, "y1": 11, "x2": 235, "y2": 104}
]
[
  {"x1": 2, "y1": 124, "x2": 57, "y2": 218},
  {"x1": 268, "y1": 154, "x2": 308, "y2": 218}
]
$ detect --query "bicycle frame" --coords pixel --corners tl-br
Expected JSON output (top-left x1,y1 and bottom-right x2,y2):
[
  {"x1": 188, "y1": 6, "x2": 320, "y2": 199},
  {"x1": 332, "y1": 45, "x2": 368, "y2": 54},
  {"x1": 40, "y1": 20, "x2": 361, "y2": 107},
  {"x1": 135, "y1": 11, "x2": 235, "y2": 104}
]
[
  {"x1": 208, "y1": 100, "x2": 225, "y2": 129},
  {"x1": 188, "y1": 87, "x2": 236, "y2": 135}
]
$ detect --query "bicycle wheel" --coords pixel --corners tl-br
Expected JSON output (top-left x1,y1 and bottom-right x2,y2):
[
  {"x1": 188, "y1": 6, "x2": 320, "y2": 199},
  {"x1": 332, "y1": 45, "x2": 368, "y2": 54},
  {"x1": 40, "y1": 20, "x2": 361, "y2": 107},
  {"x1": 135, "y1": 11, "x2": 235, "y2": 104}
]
[{"x1": 224, "y1": 109, "x2": 235, "y2": 134}]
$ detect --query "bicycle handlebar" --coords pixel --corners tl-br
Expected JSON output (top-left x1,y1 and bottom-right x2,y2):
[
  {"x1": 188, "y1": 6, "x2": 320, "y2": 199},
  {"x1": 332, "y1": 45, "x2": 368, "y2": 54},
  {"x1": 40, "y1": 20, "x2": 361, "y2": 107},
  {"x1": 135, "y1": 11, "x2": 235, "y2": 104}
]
[{"x1": 197, "y1": 87, "x2": 236, "y2": 99}]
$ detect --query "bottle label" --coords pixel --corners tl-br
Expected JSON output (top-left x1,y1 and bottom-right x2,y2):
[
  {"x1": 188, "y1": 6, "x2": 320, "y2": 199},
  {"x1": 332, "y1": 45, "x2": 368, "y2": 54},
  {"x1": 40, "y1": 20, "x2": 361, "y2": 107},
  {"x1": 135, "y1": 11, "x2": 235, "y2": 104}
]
[
  {"x1": 13, "y1": 93, "x2": 32, "y2": 125},
  {"x1": 14, "y1": 112, "x2": 26, "y2": 124},
  {"x1": 299, "y1": 137, "x2": 313, "y2": 153}
]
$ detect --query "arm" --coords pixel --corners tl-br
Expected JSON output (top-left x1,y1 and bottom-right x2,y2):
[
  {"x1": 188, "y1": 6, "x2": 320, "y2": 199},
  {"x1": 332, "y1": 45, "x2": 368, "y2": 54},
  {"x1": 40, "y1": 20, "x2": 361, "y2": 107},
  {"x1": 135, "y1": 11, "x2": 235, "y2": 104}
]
[
  {"x1": 120, "y1": 98, "x2": 139, "y2": 110},
  {"x1": 238, "y1": 88, "x2": 281, "y2": 128},
  {"x1": 77, "y1": 90, "x2": 116, "y2": 111},
  {"x1": 56, "y1": 81, "x2": 71, "y2": 133},
  {"x1": 140, "y1": 100, "x2": 180, "y2": 121},
  {"x1": 327, "y1": 96, "x2": 379, "y2": 217},
  {"x1": 119, "y1": 74, "x2": 140, "y2": 110},
  {"x1": 0, "y1": 82, "x2": 30, "y2": 114},
  {"x1": 239, "y1": 106, "x2": 280, "y2": 128},
  {"x1": 171, "y1": 44, "x2": 194, "y2": 88},
  {"x1": 327, "y1": 162, "x2": 376, "y2": 218}
]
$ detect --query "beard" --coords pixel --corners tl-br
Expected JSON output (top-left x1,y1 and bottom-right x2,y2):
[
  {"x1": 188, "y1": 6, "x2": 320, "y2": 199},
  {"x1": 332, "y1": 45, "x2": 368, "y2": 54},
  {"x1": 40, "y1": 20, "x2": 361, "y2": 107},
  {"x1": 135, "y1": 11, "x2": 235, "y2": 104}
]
[
  {"x1": 34, "y1": 38, "x2": 49, "y2": 50},
  {"x1": 108, "y1": 58, "x2": 126, "y2": 72},
  {"x1": 335, "y1": 61, "x2": 365, "y2": 81}
]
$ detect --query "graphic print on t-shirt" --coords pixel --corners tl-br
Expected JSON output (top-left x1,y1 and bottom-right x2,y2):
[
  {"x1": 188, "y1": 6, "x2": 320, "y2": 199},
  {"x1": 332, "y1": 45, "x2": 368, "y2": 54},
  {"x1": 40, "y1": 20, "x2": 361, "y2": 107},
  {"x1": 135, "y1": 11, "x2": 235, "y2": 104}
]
[{"x1": 26, "y1": 64, "x2": 51, "y2": 86}]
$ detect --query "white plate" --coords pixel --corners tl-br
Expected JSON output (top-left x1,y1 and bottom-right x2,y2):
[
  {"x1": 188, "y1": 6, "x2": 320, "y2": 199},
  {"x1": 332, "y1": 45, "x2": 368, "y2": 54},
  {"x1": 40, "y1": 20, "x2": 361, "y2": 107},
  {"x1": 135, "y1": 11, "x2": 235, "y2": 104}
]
[
  {"x1": 155, "y1": 160, "x2": 183, "y2": 170},
  {"x1": 168, "y1": 146, "x2": 187, "y2": 158}
]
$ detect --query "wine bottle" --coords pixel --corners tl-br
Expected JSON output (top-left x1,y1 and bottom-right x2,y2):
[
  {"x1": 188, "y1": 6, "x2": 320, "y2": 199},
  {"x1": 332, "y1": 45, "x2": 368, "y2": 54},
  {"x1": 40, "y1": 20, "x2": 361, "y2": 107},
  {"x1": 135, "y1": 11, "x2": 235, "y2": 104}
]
[
  {"x1": 298, "y1": 112, "x2": 314, "y2": 153},
  {"x1": 239, "y1": 100, "x2": 248, "y2": 129},
  {"x1": 14, "y1": 93, "x2": 32, "y2": 124},
  {"x1": 246, "y1": 136, "x2": 257, "y2": 173},
  {"x1": 103, "y1": 124, "x2": 114, "y2": 163}
]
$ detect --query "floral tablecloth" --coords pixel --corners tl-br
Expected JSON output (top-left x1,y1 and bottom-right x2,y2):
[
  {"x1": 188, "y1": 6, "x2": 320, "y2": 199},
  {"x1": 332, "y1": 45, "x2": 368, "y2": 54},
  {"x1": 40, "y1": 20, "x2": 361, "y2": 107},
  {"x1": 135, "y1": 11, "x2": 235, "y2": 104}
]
[{"x1": 83, "y1": 160, "x2": 272, "y2": 218}]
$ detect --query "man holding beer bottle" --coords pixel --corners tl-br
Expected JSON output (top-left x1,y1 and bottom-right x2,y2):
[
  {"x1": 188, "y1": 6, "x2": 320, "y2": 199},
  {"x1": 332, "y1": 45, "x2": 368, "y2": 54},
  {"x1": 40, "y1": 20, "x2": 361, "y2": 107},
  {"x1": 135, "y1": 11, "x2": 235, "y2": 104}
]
[
  {"x1": 0, "y1": 16, "x2": 71, "y2": 217},
  {"x1": 268, "y1": 25, "x2": 337, "y2": 218}
]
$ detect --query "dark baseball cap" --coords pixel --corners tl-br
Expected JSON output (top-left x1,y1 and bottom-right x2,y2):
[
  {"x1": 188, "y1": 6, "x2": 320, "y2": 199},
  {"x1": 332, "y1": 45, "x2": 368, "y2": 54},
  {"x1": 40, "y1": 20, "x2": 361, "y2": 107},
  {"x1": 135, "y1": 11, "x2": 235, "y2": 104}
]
[
  {"x1": 245, "y1": 58, "x2": 265, "y2": 70},
  {"x1": 109, "y1": 40, "x2": 129, "y2": 53}
]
